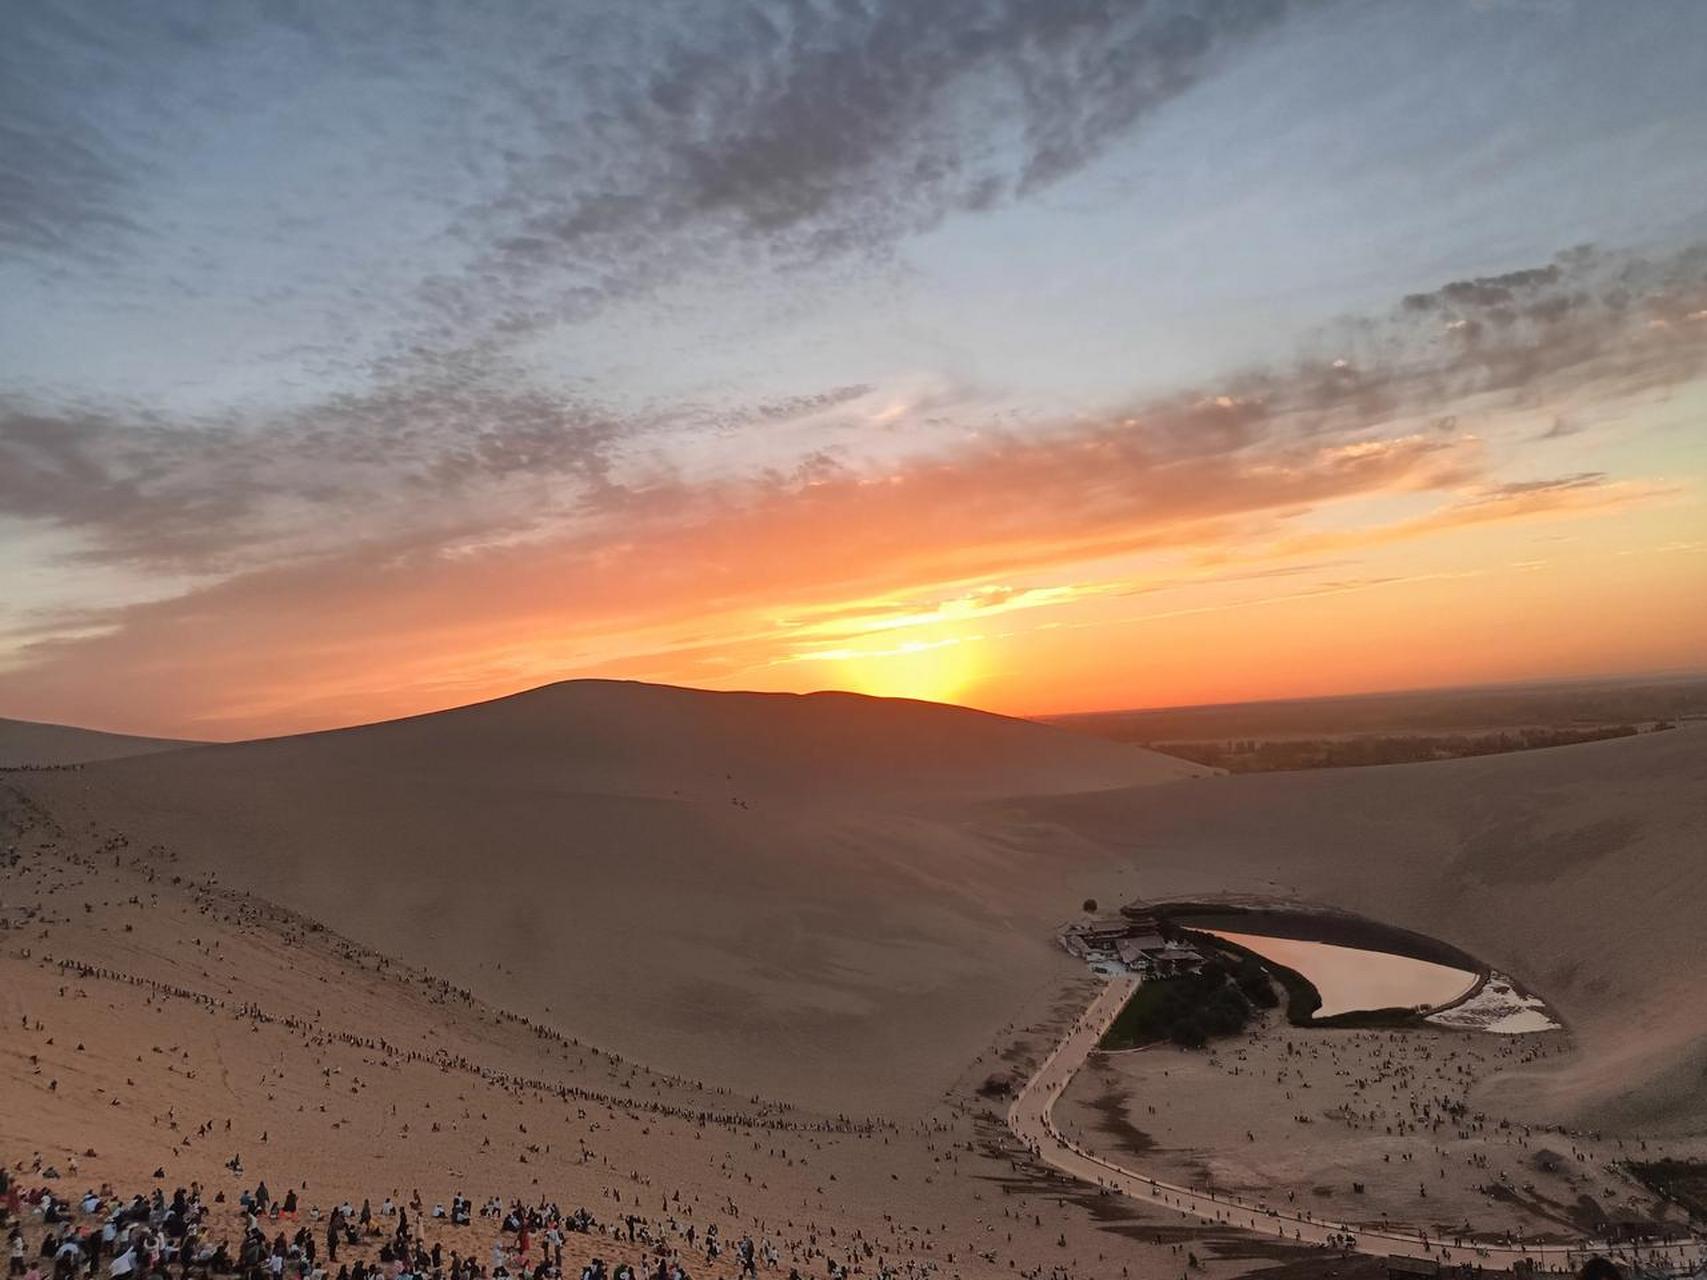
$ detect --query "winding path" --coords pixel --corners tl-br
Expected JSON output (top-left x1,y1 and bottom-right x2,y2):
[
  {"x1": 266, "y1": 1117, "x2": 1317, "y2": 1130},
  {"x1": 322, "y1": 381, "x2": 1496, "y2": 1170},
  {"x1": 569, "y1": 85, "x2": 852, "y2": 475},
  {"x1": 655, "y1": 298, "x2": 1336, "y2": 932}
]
[{"x1": 1008, "y1": 975, "x2": 1706, "y2": 1275}]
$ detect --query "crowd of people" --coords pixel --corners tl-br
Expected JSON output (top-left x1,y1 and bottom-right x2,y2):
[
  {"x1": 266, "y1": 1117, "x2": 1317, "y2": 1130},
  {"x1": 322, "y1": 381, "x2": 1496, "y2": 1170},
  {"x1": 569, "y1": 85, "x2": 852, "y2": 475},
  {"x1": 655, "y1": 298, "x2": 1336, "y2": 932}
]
[{"x1": 1, "y1": 1166, "x2": 805, "y2": 1280}]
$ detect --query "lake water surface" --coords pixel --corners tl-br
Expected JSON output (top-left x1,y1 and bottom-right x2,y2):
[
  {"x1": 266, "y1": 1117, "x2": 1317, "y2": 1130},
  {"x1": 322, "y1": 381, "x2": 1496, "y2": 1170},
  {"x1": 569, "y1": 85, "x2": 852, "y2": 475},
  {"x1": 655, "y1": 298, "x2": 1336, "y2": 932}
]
[{"x1": 1206, "y1": 930, "x2": 1479, "y2": 1017}]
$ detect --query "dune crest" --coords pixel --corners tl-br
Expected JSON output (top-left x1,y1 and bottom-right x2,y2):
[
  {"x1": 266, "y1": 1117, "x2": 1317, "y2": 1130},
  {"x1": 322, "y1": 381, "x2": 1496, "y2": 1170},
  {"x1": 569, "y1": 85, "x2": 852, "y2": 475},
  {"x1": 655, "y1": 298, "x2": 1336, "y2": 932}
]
[
  {"x1": 14, "y1": 679, "x2": 1202, "y2": 1115},
  {"x1": 0, "y1": 715, "x2": 194, "y2": 768},
  {"x1": 213, "y1": 678, "x2": 1211, "y2": 804}
]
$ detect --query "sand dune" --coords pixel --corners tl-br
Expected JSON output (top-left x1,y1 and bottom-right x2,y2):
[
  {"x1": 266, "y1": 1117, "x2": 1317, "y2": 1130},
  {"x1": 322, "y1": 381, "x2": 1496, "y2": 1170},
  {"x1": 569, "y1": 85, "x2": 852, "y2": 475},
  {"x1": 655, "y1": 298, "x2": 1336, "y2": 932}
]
[
  {"x1": 1008, "y1": 723, "x2": 1707, "y2": 1132},
  {"x1": 8, "y1": 681, "x2": 1707, "y2": 1275},
  {"x1": 20, "y1": 683, "x2": 1703, "y2": 1130},
  {"x1": 15, "y1": 680, "x2": 1205, "y2": 1117},
  {"x1": 0, "y1": 776, "x2": 1166, "y2": 1280},
  {"x1": 0, "y1": 715, "x2": 193, "y2": 767},
  {"x1": 208, "y1": 678, "x2": 1208, "y2": 804}
]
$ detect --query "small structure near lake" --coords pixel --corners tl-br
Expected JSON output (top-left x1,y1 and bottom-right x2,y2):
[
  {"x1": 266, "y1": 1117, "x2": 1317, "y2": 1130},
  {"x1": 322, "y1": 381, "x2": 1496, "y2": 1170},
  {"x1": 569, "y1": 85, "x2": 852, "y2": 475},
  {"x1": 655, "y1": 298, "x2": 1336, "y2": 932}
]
[
  {"x1": 1116, "y1": 936, "x2": 1206, "y2": 978},
  {"x1": 1063, "y1": 920, "x2": 1207, "y2": 978}
]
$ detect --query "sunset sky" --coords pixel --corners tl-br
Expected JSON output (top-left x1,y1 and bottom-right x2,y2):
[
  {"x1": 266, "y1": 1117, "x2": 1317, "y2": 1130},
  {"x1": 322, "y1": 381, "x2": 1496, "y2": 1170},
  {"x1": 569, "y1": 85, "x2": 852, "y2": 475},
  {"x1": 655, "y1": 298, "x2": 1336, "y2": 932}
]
[{"x1": 3, "y1": 0, "x2": 1705, "y2": 739}]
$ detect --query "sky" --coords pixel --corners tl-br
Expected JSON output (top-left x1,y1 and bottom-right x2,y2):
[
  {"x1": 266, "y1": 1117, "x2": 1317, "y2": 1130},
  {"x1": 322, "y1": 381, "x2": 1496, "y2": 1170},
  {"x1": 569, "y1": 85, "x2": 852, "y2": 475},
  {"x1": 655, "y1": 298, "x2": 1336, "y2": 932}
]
[{"x1": 2, "y1": 0, "x2": 1705, "y2": 740}]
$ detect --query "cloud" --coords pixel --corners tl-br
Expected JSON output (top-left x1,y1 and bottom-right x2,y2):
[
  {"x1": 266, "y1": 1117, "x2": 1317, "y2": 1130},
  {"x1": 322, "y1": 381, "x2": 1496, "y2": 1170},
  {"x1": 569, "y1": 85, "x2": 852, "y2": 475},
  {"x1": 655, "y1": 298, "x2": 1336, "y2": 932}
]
[
  {"x1": 0, "y1": 8, "x2": 142, "y2": 255},
  {"x1": 0, "y1": 345, "x2": 631, "y2": 571},
  {"x1": 1259, "y1": 472, "x2": 1676, "y2": 561},
  {"x1": 1465, "y1": 472, "x2": 1609, "y2": 502},
  {"x1": 1402, "y1": 264, "x2": 1565, "y2": 312},
  {"x1": 2, "y1": 0, "x2": 1301, "y2": 362},
  {"x1": 7, "y1": 241, "x2": 1703, "y2": 578},
  {"x1": 0, "y1": 421, "x2": 1567, "y2": 735},
  {"x1": 454, "y1": 0, "x2": 1299, "y2": 327},
  {"x1": 3, "y1": 237, "x2": 1704, "y2": 733}
]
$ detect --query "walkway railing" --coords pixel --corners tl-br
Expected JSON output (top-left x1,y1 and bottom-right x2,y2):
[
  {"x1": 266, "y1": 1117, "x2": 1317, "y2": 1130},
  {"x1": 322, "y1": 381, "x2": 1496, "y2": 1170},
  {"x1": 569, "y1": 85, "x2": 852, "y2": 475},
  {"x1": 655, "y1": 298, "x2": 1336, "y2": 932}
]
[{"x1": 1007, "y1": 976, "x2": 1707, "y2": 1276}]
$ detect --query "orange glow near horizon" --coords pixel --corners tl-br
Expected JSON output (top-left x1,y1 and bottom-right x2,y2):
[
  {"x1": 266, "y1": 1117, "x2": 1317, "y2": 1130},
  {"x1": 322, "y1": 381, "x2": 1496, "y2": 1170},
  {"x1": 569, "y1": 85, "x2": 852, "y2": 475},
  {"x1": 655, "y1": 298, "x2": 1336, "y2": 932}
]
[
  {"x1": 7, "y1": 16, "x2": 1707, "y2": 748},
  {"x1": 820, "y1": 635, "x2": 988, "y2": 707},
  {"x1": 2, "y1": 397, "x2": 1703, "y2": 741}
]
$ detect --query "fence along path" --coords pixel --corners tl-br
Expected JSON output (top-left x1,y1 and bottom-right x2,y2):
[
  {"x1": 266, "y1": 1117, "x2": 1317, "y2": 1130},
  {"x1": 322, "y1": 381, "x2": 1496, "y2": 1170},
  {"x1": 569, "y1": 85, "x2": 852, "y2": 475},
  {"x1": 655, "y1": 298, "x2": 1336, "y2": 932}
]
[{"x1": 1007, "y1": 975, "x2": 1707, "y2": 1276}]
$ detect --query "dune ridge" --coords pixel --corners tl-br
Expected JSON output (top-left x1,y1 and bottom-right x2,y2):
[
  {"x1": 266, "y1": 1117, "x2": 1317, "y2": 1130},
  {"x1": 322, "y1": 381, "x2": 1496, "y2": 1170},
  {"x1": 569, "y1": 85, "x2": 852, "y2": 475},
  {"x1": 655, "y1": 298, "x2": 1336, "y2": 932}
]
[
  {"x1": 13, "y1": 683, "x2": 1705, "y2": 1132},
  {"x1": 13, "y1": 680, "x2": 1204, "y2": 1116},
  {"x1": 0, "y1": 715, "x2": 194, "y2": 768}
]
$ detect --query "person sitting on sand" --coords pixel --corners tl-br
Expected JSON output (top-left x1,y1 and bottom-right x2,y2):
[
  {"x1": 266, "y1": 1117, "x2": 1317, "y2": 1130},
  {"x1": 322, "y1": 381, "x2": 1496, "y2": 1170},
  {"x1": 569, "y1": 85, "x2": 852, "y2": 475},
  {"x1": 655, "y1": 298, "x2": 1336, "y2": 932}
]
[{"x1": 51, "y1": 1232, "x2": 82, "y2": 1280}]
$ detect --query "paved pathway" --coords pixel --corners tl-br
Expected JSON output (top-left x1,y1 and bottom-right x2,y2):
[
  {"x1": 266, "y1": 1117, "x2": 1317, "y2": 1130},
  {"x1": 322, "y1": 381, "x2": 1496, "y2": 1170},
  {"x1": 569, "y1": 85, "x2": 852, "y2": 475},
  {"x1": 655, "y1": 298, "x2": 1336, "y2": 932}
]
[{"x1": 1008, "y1": 975, "x2": 1707, "y2": 1275}]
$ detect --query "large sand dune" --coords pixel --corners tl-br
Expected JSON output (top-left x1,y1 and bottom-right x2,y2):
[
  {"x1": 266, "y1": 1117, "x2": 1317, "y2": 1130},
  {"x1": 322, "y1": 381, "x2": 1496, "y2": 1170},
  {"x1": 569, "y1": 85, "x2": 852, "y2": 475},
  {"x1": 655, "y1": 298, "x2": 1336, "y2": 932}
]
[
  {"x1": 16, "y1": 683, "x2": 1704, "y2": 1132},
  {"x1": 8, "y1": 683, "x2": 1707, "y2": 1276},
  {"x1": 0, "y1": 714, "x2": 193, "y2": 767},
  {"x1": 1008, "y1": 723, "x2": 1707, "y2": 1133},
  {"x1": 16, "y1": 680, "x2": 1204, "y2": 1116},
  {"x1": 0, "y1": 774, "x2": 1173, "y2": 1280}
]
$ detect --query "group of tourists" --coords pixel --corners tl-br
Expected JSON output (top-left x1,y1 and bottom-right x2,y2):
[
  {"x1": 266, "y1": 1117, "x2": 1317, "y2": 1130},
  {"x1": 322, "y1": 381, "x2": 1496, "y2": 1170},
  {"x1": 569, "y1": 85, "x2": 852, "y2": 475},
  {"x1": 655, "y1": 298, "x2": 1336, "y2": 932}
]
[{"x1": 0, "y1": 1166, "x2": 791, "y2": 1280}]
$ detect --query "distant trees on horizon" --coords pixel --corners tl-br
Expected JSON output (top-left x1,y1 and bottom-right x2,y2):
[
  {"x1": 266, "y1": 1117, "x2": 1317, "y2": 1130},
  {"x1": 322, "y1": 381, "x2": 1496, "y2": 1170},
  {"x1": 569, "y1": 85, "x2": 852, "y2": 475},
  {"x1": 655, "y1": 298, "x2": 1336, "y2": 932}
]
[{"x1": 1148, "y1": 722, "x2": 1657, "y2": 773}]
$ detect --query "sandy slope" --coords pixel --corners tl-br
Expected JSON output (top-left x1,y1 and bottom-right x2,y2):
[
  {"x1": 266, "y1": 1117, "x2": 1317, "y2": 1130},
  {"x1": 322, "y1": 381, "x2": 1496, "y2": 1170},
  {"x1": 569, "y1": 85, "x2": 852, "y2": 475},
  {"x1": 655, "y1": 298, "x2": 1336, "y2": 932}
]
[
  {"x1": 5, "y1": 779, "x2": 1245, "y2": 1280},
  {"x1": 1007, "y1": 723, "x2": 1707, "y2": 1133},
  {"x1": 9, "y1": 681, "x2": 1706, "y2": 1276},
  {"x1": 0, "y1": 715, "x2": 193, "y2": 767},
  {"x1": 210, "y1": 678, "x2": 1209, "y2": 804},
  {"x1": 15, "y1": 680, "x2": 1205, "y2": 1117}
]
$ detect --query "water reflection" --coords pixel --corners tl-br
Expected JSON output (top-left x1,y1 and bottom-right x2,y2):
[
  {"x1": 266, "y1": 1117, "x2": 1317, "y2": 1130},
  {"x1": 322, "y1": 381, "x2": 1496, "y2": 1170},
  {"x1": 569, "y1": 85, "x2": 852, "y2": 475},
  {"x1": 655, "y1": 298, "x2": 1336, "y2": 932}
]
[{"x1": 1206, "y1": 930, "x2": 1479, "y2": 1017}]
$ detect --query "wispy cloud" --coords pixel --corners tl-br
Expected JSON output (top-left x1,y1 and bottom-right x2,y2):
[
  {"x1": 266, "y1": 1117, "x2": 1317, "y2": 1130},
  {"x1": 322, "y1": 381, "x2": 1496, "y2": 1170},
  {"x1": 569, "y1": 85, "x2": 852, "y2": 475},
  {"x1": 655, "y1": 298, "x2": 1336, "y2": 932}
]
[
  {"x1": 0, "y1": 346, "x2": 632, "y2": 571},
  {"x1": 2, "y1": 0, "x2": 1303, "y2": 369},
  {"x1": 5, "y1": 68, "x2": 1707, "y2": 737},
  {"x1": 1256, "y1": 472, "x2": 1679, "y2": 560},
  {"x1": 6, "y1": 239, "x2": 1703, "y2": 578}
]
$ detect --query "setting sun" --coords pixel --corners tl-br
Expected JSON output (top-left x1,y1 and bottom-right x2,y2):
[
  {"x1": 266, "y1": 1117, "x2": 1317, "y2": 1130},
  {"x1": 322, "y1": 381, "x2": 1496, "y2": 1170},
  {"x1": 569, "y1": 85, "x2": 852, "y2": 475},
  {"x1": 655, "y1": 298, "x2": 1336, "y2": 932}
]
[{"x1": 825, "y1": 635, "x2": 986, "y2": 706}]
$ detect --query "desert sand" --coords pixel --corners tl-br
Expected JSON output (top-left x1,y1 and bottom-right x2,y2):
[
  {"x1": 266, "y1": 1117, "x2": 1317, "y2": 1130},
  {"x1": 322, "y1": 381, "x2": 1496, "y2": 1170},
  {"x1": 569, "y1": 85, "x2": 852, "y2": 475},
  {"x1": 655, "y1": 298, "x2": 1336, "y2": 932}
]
[
  {"x1": 1, "y1": 766, "x2": 1307, "y2": 1280},
  {"x1": 1006, "y1": 722, "x2": 1707, "y2": 1133},
  {"x1": 0, "y1": 718, "x2": 192, "y2": 769},
  {"x1": 10, "y1": 682, "x2": 1206, "y2": 1118},
  {"x1": 1018, "y1": 976, "x2": 1703, "y2": 1274},
  {"x1": 6, "y1": 681, "x2": 1704, "y2": 1280}
]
